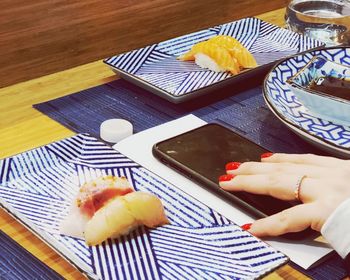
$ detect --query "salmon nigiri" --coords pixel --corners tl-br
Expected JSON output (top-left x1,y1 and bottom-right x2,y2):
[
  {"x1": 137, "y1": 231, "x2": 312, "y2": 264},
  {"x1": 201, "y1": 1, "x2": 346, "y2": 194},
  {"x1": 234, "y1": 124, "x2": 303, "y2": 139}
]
[
  {"x1": 178, "y1": 35, "x2": 257, "y2": 74},
  {"x1": 179, "y1": 41, "x2": 240, "y2": 75},
  {"x1": 207, "y1": 35, "x2": 257, "y2": 69}
]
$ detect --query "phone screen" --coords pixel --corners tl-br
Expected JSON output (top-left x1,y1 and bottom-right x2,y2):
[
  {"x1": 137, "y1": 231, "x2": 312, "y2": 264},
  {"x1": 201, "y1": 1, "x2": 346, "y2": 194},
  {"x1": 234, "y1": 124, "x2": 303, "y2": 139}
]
[{"x1": 153, "y1": 123, "x2": 295, "y2": 217}]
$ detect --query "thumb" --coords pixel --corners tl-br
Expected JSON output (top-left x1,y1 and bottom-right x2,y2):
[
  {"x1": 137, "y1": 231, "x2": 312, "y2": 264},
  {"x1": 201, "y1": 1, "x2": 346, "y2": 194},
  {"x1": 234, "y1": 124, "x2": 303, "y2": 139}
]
[{"x1": 248, "y1": 203, "x2": 317, "y2": 237}]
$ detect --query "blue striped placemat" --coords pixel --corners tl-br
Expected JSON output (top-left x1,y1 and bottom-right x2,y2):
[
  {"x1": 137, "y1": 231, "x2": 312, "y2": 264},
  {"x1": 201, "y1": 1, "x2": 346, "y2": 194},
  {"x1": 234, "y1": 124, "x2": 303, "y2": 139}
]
[
  {"x1": 31, "y1": 79, "x2": 347, "y2": 279},
  {"x1": 0, "y1": 230, "x2": 64, "y2": 280},
  {"x1": 34, "y1": 79, "x2": 324, "y2": 154}
]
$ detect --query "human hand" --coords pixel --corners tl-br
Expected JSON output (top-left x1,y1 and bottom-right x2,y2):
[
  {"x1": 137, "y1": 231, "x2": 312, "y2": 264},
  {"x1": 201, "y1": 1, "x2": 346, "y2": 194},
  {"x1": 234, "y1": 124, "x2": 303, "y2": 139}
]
[{"x1": 219, "y1": 153, "x2": 350, "y2": 237}]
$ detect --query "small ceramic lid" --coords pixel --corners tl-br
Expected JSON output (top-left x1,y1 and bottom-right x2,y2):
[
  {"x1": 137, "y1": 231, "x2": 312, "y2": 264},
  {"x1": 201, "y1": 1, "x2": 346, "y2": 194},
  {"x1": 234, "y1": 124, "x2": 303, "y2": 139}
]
[{"x1": 100, "y1": 119, "x2": 133, "y2": 143}]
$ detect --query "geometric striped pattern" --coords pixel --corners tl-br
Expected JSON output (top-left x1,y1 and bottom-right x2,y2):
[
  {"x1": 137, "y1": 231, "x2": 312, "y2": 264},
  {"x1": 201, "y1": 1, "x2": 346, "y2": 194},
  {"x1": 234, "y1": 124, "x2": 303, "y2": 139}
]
[
  {"x1": 104, "y1": 17, "x2": 322, "y2": 99},
  {"x1": 0, "y1": 134, "x2": 288, "y2": 279},
  {"x1": 151, "y1": 225, "x2": 285, "y2": 279},
  {"x1": 264, "y1": 47, "x2": 350, "y2": 155}
]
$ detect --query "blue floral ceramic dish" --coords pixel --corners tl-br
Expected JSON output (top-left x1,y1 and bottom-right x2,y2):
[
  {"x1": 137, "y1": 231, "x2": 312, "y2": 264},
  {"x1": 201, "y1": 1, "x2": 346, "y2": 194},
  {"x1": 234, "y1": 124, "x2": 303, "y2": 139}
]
[
  {"x1": 286, "y1": 56, "x2": 350, "y2": 126},
  {"x1": 263, "y1": 47, "x2": 350, "y2": 158},
  {"x1": 0, "y1": 134, "x2": 288, "y2": 280},
  {"x1": 104, "y1": 17, "x2": 322, "y2": 103}
]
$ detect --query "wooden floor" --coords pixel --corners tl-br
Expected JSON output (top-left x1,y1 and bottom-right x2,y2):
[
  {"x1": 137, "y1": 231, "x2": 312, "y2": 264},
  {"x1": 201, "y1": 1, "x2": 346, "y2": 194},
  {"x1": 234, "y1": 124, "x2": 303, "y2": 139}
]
[{"x1": 0, "y1": 0, "x2": 288, "y2": 88}]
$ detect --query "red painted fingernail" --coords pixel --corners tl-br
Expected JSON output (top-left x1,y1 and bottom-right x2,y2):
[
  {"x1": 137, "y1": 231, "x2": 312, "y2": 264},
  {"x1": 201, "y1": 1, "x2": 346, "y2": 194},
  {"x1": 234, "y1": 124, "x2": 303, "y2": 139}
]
[
  {"x1": 261, "y1": 152, "x2": 273, "y2": 159},
  {"x1": 219, "y1": 174, "x2": 235, "y2": 182},
  {"x1": 241, "y1": 223, "x2": 252, "y2": 231},
  {"x1": 225, "y1": 162, "x2": 241, "y2": 171}
]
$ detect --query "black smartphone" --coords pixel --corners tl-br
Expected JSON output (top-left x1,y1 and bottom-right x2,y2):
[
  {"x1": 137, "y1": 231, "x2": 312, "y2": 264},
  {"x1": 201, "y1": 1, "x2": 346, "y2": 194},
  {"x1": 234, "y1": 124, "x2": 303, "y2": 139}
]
[{"x1": 152, "y1": 123, "x2": 315, "y2": 239}]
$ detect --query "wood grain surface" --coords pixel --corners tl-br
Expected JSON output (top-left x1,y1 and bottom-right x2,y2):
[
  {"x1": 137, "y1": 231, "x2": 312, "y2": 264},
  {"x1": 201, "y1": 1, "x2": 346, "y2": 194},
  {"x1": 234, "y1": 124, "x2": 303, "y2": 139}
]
[
  {"x1": 0, "y1": 0, "x2": 288, "y2": 88},
  {"x1": 0, "y1": 6, "x2": 311, "y2": 280}
]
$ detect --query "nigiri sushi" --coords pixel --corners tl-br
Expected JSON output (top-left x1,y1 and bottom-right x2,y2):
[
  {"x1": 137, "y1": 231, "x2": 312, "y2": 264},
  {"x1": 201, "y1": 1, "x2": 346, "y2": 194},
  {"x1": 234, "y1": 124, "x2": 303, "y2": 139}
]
[
  {"x1": 178, "y1": 35, "x2": 257, "y2": 74},
  {"x1": 77, "y1": 175, "x2": 134, "y2": 218},
  {"x1": 84, "y1": 192, "x2": 169, "y2": 246},
  {"x1": 179, "y1": 41, "x2": 240, "y2": 75},
  {"x1": 207, "y1": 35, "x2": 257, "y2": 69},
  {"x1": 60, "y1": 175, "x2": 168, "y2": 245},
  {"x1": 60, "y1": 175, "x2": 133, "y2": 239}
]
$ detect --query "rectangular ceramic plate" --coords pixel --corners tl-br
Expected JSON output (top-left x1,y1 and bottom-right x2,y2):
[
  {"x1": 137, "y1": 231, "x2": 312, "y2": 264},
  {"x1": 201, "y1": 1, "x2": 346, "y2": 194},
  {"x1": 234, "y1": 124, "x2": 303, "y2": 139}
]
[
  {"x1": 104, "y1": 17, "x2": 323, "y2": 103},
  {"x1": 0, "y1": 134, "x2": 288, "y2": 280}
]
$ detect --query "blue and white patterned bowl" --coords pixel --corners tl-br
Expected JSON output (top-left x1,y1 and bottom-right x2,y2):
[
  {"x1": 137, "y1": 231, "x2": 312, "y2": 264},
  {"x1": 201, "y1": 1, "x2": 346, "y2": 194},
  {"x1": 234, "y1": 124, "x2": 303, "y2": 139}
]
[
  {"x1": 263, "y1": 47, "x2": 350, "y2": 158},
  {"x1": 286, "y1": 56, "x2": 350, "y2": 126},
  {"x1": 104, "y1": 17, "x2": 322, "y2": 103}
]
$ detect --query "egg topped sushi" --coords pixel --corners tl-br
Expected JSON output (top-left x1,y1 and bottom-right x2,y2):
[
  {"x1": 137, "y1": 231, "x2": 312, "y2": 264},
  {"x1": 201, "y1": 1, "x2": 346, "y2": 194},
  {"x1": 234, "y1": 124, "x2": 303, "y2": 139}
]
[{"x1": 178, "y1": 35, "x2": 257, "y2": 74}]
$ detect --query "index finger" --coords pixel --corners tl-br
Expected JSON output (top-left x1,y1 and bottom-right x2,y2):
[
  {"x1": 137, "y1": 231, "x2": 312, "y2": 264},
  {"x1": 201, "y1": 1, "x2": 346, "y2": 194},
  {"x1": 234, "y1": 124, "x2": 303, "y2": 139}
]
[{"x1": 263, "y1": 153, "x2": 350, "y2": 169}]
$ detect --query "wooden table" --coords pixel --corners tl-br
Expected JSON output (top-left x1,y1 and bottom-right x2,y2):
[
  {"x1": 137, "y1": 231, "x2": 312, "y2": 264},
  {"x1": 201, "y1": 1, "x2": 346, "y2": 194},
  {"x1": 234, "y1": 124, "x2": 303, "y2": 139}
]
[{"x1": 0, "y1": 8, "x2": 310, "y2": 280}]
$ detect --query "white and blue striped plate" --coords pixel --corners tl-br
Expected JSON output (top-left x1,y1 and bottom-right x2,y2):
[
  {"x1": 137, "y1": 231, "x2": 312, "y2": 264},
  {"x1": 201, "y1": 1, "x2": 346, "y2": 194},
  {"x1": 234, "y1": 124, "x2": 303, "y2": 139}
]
[
  {"x1": 104, "y1": 17, "x2": 323, "y2": 103},
  {"x1": 263, "y1": 47, "x2": 350, "y2": 158},
  {"x1": 0, "y1": 134, "x2": 288, "y2": 279}
]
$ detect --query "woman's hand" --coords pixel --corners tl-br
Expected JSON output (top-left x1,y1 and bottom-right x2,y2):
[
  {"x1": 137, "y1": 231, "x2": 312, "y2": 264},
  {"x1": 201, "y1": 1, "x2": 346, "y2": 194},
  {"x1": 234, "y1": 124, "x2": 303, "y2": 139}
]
[{"x1": 219, "y1": 153, "x2": 350, "y2": 237}]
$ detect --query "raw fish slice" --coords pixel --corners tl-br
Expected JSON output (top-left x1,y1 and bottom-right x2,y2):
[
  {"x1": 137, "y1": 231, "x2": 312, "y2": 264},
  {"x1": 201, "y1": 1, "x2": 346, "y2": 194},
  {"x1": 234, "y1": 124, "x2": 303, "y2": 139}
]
[
  {"x1": 229, "y1": 46, "x2": 257, "y2": 69},
  {"x1": 84, "y1": 192, "x2": 169, "y2": 246},
  {"x1": 208, "y1": 35, "x2": 257, "y2": 68},
  {"x1": 178, "y1": 41, "x2": 208, "y2": 61},
  {"x1": 207, "y1": 35, "x2": 243, "y2": 50},
  {"x1": 84, "y1": 196, "x2": 136, "y2": 245},
  {"x1": 77, "y1": 175, "x2": 134, "y2": 218},
  {"x1": 60, "y1": 175, "x2": 134, "y2": 238},
  {"x1": 123, "y1": 191, "x2": 169, "y2": 227},
  {"x1": 194, "y1": 42, "x2": 240, "y2": 74},
  {"x1": 179, "y1": 41, "x2": 240, "y2": 74}
]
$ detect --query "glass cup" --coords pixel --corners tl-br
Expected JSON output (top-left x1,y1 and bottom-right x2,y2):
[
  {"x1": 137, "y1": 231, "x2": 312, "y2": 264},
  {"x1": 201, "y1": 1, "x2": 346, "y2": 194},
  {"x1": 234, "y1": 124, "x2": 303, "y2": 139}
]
[{"x1": 285, "y1": 0, "x2": 350, "y2": 46}]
